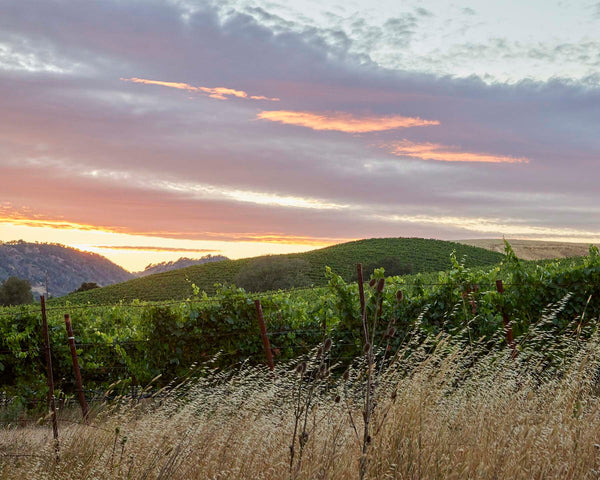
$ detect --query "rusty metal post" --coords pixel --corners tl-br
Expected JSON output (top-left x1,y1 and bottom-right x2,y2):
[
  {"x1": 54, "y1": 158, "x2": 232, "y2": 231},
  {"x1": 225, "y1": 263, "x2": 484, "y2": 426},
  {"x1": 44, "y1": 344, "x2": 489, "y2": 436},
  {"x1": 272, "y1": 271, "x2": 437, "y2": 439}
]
[
  {"x1": 495, "y1": 280, "x2": 518, "y2": 359},
  {"x1": 64, "y1": 314, "x2": 89, "y2": 421},
  {"x1": 356, "y1": 263, "x2": 369, "y2": 343},
  {"x1": 254, "y1": 299, "x2": 274, "y2": 371},
  {"x1": 41, "y1": 296, "x2": 59, "y2": 458}
]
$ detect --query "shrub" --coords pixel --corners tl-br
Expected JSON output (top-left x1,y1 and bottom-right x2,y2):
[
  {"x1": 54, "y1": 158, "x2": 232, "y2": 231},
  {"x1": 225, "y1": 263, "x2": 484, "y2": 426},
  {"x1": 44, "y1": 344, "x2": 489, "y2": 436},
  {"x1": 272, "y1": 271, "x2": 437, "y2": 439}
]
[
  {"x1": 234, "y1": 256, "x2": 311, "y2": 292},
  {"x1": 0, "y1": 276, "x2": 34, "y2": 306},
  {"x1": 356, "y1": 256, "x2": 414, "y2": 279}
]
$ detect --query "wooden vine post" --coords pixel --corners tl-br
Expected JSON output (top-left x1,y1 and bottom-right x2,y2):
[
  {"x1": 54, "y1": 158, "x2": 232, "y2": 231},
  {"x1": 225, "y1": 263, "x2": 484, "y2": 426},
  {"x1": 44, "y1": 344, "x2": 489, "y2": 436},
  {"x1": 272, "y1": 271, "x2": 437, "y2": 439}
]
[
  {"x1": 41, "y1": 295, "x2": 60, "y2": 460},
  {"x1": 495, "y1": 280, "x2": 518, "y2": 359},
  {"x1": 64, "y1": 314, "x2": 89, "y2": 421},
  {"x1": 356, "y1": 263, "x2": 369, "y2": 342},
  {"x1": 254, "y1": 299, "x2": 274, "y2": 371}
]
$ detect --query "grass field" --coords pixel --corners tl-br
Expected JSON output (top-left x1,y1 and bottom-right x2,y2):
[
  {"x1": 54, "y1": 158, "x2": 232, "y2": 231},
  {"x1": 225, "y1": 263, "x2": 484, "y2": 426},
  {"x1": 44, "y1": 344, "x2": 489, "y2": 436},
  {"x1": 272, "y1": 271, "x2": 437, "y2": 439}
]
[
  {"x1": 458, "y1": 238, "x2": 599, "y2": 260},
  {"x1": 60, "y1": 237, "x2": 504, "y2": 303},
  {"x1": 2, "y1": 326, "x2": 599, "y2": 480}
]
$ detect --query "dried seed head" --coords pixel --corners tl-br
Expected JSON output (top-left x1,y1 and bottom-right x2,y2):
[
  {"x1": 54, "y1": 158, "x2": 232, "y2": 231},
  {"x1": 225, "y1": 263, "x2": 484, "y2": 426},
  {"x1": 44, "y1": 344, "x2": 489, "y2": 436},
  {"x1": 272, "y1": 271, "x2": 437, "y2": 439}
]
[
  {"x1": 334, "y1": 394, "x2": 341, "y2": 403},
  {"x1": 377, "y1": 278, "x2": 385, "y2": 293},
  {"x1": 363, "y1": 342, "x2": 371, "y2": 354},
  {"x1": 369, "y1": 278, "x2": 377, "y2": 287},
  {"x1": 316, "y1": 346, "x2": 323, "y2": 358},
  {"x1": 396, "y1": 290, "x2": 404, "y2": 302},
  {"x1": 343, "y1": 369, "x2": 350, "y2": 381},
  {"x1": 296, "y1": 361, "x2": 307, "y2": 375},
  {"x1": 323, "y1": 338, "x2": 332, "y2": 352},
  {"x1": 387, "y1": 326, "x2": 396, "y2": 338}
]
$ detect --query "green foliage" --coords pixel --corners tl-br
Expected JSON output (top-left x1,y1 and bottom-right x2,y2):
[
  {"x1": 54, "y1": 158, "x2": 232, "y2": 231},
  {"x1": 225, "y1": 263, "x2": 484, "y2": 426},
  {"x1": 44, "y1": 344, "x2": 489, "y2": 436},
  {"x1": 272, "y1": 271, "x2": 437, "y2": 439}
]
[
  {"x1": 355, "y1": 256, "x2": 413, "y2": 279},
  {"x1": 72, "y1": 282, "x2": 101, "y2": 293},
  {"x1": 0, "y1": 277, "x2": 34, "y2": 306},
  {"x1": 234, "y1": 256, "x2": 311, "y2": 292},
  {"x1": 60, "y1": 238, "x2": 505, "y2": 303},
  {"x1": 2, "y1": 242, "x2": 600, "y2": 412}
]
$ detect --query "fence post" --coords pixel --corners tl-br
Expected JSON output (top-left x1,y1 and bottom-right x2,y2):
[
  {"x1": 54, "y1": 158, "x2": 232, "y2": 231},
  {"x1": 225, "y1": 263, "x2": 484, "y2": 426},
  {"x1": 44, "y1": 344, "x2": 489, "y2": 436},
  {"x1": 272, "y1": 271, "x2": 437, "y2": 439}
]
[
  {"x1": 356, "y1": 263, "x2": 369, "y2": 344},
  {"x1": 254, "y1": 299, "x2": 274, "y2": 371},
  {"x1": 64, "y1": 314, "x2": 89, "y2": 422},
  {"x1": 41, "y1": 295, "x2": 59, "y2": 460},
  {"x1": 495, "y1": 280, "x2": 518, "y2": 359}
]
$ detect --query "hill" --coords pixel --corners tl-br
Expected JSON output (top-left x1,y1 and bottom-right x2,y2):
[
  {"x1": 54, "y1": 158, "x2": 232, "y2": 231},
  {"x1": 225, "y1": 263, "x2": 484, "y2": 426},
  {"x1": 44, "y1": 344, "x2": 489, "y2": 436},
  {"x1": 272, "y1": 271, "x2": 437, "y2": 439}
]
[
  {"x1": 135, "y1": 255, "x2": 229, "y2": 277},
  {"x1": 458, "y1": 239, "x2": 598, "y2": 260},
  {"x1": 62, "y1": 237, "x2": 505, "y2": 303},
  {"x1": 0, "y1": 241, "x2": 133, "y2": 297}
]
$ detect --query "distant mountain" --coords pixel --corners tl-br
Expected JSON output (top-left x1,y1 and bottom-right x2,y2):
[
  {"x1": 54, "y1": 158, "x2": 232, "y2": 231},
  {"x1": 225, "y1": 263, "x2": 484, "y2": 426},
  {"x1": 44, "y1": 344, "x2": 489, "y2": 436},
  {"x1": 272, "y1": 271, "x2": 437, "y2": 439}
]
[
  {"x1": 135, "y1": 255, "x2": 229, "y2": 276},
  {"x1": 0, "y1": 241, "x2": 134, "y2": 298}
]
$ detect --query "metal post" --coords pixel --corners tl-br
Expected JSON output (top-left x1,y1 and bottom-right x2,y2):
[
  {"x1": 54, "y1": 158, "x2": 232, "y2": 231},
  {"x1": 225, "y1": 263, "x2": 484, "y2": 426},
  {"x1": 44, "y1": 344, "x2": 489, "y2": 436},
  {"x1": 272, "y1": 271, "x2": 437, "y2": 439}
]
[
  {"x1": 356, "y1": 263, "x2": 369, "y2": 343},
  {"x1": 41, "y1": 296, "x2": 59, "y2": 459},
  {"x1": 254, "y1": 300, "x2": 274, "y2": 371},
  {"x1": 495, "y1": 280, "x2": 517, "y2": 359},
  {"x1": 64, "y1": 314, "x2": 89, "y2": 421}
]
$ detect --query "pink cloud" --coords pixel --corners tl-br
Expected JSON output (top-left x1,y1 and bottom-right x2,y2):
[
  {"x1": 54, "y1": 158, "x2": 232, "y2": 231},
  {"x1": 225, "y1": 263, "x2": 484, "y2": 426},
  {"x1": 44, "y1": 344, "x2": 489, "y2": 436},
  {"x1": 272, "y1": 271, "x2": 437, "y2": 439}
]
[
  {"x1": 121, "y1": 77, "x2": 280, "y2": 101},
  {"x1": 257, "y1": 110, "x2": 439, "y2": 133},
  {"x1": 386, "y1": 140, "x2": 529, "y2": 164}
]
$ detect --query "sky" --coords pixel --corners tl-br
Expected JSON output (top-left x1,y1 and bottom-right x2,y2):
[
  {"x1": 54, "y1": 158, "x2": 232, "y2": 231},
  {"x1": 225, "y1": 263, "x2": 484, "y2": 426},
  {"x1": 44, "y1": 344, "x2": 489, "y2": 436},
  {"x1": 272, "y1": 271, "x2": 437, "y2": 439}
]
[{"x1": 1, "y1": 0, "x2": 599, "y2": 271}]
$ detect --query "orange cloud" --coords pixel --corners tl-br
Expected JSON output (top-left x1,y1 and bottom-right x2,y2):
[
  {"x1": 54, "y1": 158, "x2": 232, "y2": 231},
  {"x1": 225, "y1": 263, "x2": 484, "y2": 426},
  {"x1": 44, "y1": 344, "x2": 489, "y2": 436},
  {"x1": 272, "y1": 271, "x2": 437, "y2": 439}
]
[
  {"x1": 387, "y1": 140, "x2": 529, "y2": 164},
  {"x1": 257, "y1": 110, "x2": 439, "y2": 133},
  {"x1": 93, "y1": 245, "x2": 219, "y2": 253},
  {"x1": 0, "y1": 206, "x2": 347, "y2": 246},
  {"x1": 121, "y1": 77, "x2": 280, "y2": 101}
]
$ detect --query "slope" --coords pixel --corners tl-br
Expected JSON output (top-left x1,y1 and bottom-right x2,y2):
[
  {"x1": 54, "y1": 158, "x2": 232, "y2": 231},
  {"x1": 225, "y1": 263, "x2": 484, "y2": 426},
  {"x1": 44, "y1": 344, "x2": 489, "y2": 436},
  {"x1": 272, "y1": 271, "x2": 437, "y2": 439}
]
[
  {"x1": 0, "y1": 241, "x2": 133, "y2": 297},
  {"x1": 62, "y1": 237, "x2": 505, "y2": 304},
  {"x1": 458, "y1": 239, "x2": 598, "y2": 260}
]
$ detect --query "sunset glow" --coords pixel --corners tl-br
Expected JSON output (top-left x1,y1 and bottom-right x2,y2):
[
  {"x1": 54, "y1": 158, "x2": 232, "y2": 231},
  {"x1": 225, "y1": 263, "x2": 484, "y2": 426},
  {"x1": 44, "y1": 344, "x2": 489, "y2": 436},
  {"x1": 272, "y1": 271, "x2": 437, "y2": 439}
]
[
  {"x1": 257, "y1": 110, "x2": 439, "y2": 133},
  {"x1": 0, "y1": 218, "x2": 342, "y2": 271},
  {"x1": 1, "y1": 1, "x2": 599, "y2": 272}
]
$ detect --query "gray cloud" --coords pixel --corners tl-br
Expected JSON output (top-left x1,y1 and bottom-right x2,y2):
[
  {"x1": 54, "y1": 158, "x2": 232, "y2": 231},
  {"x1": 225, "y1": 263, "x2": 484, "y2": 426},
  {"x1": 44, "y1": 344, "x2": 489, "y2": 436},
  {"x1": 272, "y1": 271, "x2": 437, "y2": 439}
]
[{"x1": 0, "y1": 1, "x2": 599, "y2": 244}]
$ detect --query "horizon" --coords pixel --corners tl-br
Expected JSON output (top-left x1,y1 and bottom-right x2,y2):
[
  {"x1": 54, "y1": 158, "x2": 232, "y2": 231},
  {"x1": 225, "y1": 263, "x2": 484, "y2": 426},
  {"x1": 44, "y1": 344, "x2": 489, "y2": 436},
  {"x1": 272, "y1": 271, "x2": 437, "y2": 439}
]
[
  {"x1": 1, "y1": 1, "x2": 599, "y2": 271},
  {"x1": 2, "y1": 236, "x2": 598, "y2": 274}
]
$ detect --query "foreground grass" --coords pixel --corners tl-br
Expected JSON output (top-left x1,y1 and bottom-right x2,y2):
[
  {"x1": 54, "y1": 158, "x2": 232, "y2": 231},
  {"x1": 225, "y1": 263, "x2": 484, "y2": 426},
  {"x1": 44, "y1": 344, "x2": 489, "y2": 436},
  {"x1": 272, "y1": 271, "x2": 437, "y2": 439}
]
[{"x1": 2, "y1": 331, "x2": 600, "y2": 479}]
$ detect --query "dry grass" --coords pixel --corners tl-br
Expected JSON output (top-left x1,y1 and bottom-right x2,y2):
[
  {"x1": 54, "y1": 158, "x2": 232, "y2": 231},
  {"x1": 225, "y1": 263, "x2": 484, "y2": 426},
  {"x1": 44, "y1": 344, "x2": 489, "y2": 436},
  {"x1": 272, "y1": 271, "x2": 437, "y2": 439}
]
[
  {"x1": 3, "y1": 335, "x2": 600, "y2": 480},
  {"x1": 458, "y1": 238, "x2": 599, "y2": 260}
]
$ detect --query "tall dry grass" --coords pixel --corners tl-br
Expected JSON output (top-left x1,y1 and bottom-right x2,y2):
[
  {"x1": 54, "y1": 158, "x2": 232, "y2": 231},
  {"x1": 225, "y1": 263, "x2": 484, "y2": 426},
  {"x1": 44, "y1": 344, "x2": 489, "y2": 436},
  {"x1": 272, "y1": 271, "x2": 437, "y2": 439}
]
[{"x1": 2, "y1": 328, "x2": 600, "y2": 479}]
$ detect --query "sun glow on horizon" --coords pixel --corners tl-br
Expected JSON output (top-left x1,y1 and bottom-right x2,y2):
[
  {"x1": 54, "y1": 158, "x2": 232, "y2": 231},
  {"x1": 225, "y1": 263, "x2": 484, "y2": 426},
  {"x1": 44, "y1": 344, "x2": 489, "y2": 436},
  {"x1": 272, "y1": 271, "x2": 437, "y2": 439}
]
[{"x1": 0, "y1": 214, "x2": 343, "y2": 271}]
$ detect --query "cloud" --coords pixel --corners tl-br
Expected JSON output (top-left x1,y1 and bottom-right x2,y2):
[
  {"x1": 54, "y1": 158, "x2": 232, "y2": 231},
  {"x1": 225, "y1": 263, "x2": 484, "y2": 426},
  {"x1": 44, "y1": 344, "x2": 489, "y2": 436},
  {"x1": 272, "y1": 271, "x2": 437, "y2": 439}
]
[
  {"x1": 121, "y1": 77, "x2": 279, "y2": 101},
  {"x1": 257, "y1": 110, "x2": 439, "y2": 133},
  {"x1": 0, "y1": 0, "x2": 599, "y2": 261},
  {"x1": 386, "y1": 141, "x2": 529, "y2": 164},
  {"x1": 93, "y1": 245, "x2": 219, "y2": 253}
]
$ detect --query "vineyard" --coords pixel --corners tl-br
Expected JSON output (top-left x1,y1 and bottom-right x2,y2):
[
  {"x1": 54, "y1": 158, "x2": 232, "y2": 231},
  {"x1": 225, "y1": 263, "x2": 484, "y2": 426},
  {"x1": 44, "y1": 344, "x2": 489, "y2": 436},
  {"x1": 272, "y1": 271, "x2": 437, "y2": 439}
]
[
  {"x1": 1, "y1": 243, "x2": 598, "y2": 413},
  {"x1": 59, "y1": 237, "x2": 505, "y2": 303},
  {"x1": 2, "y1": 243, "x2": 600, "y2": 478}
]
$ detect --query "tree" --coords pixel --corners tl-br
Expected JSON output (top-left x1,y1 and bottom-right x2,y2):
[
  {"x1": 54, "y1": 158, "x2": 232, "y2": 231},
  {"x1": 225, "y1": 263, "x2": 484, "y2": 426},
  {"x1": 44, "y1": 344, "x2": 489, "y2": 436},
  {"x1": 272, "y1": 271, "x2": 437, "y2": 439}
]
[
  {"x1": 72, "y1": 282, "x2": 100, "y2": 293},
  {"x1": 356, "y1": 257, "x2": 414, "y2": 280},
  {"x1": 0, "y1": 276, "x2": 34, "y2": 306},
  {"x1": 234, "y1": 256, "x2": 311, "y2": 292}
]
